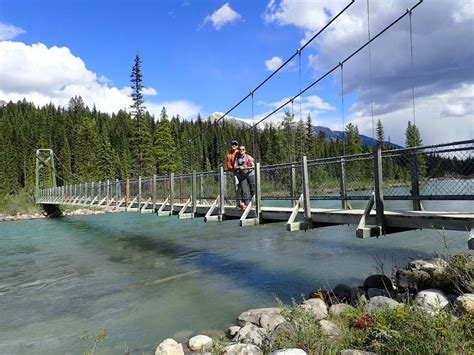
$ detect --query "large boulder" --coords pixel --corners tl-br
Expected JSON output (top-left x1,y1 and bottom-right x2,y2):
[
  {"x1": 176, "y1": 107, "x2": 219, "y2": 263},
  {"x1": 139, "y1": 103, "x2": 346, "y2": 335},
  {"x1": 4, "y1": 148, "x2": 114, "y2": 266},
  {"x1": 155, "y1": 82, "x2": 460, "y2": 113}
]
[
  {"x1": 367, "y1": 288, "x2": 391, "y2": 298},
  {"x1": 333, "y1": 284, "x2": 352, "y2": 302},
  {"x1": 301, "y1": 298, "x2": 328, "y2": 320},
  {"x1": 350, "y1": 287, "x2": 367, "y2": 307},
  {"x1": 453, "y1": 293, "x2": 474, "y2": 315},
  {"x1": 155, "y1": 339, "x2": 184, "y2": 355},
  {"x1": 329, "y1": 303, "x2": 354, "y2": 317},
  {"x1": 408, "y1": 258, "x2": 448, "y2": 274},
  {"x1": 224, "y1": 343, "x2": 263, "y2": 355},
  {"x1": 237, "y1": 308, "x2": 281, "y2": 327},
  {"x1": 233, "y1": 323, "x2": 266, "y2": 346},
  {"x1": 188, "y1": 335, "x2": 213, "y2": 352},
  {"x1": 415, "y1": 289, "x2": 449, "y2": 315},
  {"x1": 260, "y1": 313, "x2": 286, "y2": 331},
  {"x1": 363, "y1": 274, "x2": 394, "y2": 291},
  {"x1": 270, "y1": 349, "x2": 308, "y2": 355},
  {"x1": 319, "y1": 319, "x2": 341, "y2": 337},
  {"x1": 364, "y1": 296, "x2": 400, "y2": 313},
  {"x1": 396, "y1": 269, "x2": 431, "y2": 289},
  {"x1": 228, "y1": 326, "x2": 241, "y2": 337}
]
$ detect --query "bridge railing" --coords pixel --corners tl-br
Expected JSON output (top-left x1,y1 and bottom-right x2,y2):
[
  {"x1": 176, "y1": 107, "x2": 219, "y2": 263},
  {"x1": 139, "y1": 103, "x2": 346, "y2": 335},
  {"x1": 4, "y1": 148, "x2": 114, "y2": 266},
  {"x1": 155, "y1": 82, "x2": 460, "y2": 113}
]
[{"x1": 36, "y1": 140, "x2": 473, "y2": 211}]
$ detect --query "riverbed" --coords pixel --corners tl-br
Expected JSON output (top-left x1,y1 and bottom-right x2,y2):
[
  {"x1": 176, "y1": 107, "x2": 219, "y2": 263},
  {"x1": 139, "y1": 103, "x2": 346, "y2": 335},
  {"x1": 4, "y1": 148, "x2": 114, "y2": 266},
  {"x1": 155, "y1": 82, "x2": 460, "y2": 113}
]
[{"x1": 0, "y1": 203, "x2": 470, "y2": 354}]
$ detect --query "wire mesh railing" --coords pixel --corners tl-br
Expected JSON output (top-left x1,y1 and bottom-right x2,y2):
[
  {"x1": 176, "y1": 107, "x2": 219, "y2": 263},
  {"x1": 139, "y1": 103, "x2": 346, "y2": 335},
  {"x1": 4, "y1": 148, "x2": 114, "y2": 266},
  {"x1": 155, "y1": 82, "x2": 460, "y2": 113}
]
[{"x1": 37, "y1": 140, "x2": 474, "y2": 209}]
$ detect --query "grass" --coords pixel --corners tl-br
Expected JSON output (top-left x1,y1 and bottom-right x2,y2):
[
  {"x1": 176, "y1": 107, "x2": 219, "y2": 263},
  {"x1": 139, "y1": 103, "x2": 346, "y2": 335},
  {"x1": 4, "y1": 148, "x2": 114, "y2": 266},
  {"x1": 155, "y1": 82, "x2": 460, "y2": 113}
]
[{"x1": 0, "y1": 191, "x2": 43, "y2": 216}]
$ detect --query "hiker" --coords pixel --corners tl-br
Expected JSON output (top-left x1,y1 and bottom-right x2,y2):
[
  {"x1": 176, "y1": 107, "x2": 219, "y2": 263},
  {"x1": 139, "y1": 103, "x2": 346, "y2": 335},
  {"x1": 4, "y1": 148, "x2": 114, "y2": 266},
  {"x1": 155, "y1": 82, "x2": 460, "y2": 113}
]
[
  {"x1": 226, "y1": 139, "x2": 240, "y2": 207},
  {"x1": 234, "y1": 145, "x2": 255, "y2": 209}
]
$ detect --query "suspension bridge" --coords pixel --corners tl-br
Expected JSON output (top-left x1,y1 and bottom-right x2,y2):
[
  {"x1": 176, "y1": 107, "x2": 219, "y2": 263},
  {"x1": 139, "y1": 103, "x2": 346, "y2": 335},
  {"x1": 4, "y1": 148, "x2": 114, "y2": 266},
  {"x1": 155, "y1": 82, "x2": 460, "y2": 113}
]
[{"x1": 34, "y1": 0, "x2": 473, "y2": 248}]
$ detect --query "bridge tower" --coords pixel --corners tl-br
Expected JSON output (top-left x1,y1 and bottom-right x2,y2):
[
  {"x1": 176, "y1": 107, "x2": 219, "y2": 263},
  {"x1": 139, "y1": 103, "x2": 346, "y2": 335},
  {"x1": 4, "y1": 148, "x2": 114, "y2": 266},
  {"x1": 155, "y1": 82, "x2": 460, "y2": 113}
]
[{"x1": 35, "y1": 149, "x2": 57, "y2": 201}]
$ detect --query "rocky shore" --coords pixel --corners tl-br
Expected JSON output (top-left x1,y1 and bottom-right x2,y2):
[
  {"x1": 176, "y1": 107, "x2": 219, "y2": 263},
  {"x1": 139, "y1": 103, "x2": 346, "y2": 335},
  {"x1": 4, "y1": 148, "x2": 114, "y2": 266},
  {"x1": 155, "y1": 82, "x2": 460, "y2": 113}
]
[
  {"x1": 0, "y1": 208, "x2": 114, "y2": 222},
  {"x1": 153, "y1": 254, "x2": 473, "y2": 355}
]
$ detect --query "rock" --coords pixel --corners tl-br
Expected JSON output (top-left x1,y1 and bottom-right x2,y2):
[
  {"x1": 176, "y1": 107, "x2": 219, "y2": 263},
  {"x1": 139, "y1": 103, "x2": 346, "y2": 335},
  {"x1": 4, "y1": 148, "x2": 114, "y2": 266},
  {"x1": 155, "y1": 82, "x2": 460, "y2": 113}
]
[
  {"x1": 415, "y1": 289, "x2": 449, "y2": 315},
  {"x1": 155, "y1": 339, "x2": 184, "y2": 355},
  {"x1": 408, "y1": 258, "x2": 448, "y2": 274},
  {"x1": 329, "y1": 303, "x2": 354, "y2": 317},
  {"x1": 363, "y1": 274, "x2": 394, "y2": 291},
  {"x1": 333, "y1": 284, "x2": 352, "y2": 302},
  {"x1": 188, "y1": 335, "x2": 213, "y2": 352},
  {"x1": 319, "y1": 319, "x2": 341, "y2": 337},
  {"x1": 237, "y1": 308, "x2": 281, "y2": 327},
  {"x1": 270, "y1": 349, "x2": 308, "y2": 355},
  {"x1": 395, "y1": 291, "x2": 411, "y2": 304},
  {"x1": 228, "y1": 326, "x2": 241, "y2": 337},
  {"x1": 301, "y1": 298, "x2": 328, "y2": 320},
  {"x1": 234, "y1": 323, "x2": 266, "y2": 346},
  {"x1": 309, "y1": 289, "x2": 330, "y2": 303},
  {"x1": 224, "y1": 343, "x2": 263, "y2": 355},
  {"x1": 396, "y1": 269, "x2": 431, "y2": 289},
  {"x1": 350, "y1": 287, "x2": 367, "y2": 307},
  {"x1": 260, "y1": 313, "x2": 286, "y2": 330},
  {"x1": 367, "y1": 288, "x2": 391, "y2": 298},
  {"x1": 340, "y1": 349, "x2": 377, "y2": 355},
  {"x1": 454, "y1": 293, "x2": 474, "y2": 315},
  {"x1": 364, "y1": 296, "x2": 400, "y2": 313}
]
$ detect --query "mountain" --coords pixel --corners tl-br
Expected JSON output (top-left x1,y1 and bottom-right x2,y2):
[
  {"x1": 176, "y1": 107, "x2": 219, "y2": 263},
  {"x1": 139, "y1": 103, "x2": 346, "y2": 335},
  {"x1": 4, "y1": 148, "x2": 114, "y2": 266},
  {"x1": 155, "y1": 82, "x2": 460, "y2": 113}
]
[
  {"x1": 313, "y1": 126, "x2": 403, "y2": 149},
  {"x1": 207, "y1": 112, "x2": 403, "y2": 148},
  {"x1": 207, "y1": 112, "x2": 251, "y2": 129}
]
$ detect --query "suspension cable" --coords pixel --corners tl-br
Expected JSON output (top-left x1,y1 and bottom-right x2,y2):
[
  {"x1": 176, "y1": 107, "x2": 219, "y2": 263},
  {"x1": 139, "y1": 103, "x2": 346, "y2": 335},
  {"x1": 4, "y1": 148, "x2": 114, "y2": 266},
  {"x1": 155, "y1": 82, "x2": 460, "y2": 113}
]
[
  {"x1": 409, "y1": 9, "x2": 417, "y2": 126},
  {"x1": 250, "y1": 0, "x2": 423, "y2": 130},
  {"x1": 214, "y1": 0, "x2": 355, "y2": 125},
  {"x1": 298, "y1": 48, "x2": 304, "y2": 157},
  {"x1": 251, "y1": 91, "x2": 256, "y2": 157},
  {"x1": 340, "y1": 63, "x2": 346, "y2": 155},
  {"x1": 366, "y1": 0, "x2": 375, "y2": 140}
]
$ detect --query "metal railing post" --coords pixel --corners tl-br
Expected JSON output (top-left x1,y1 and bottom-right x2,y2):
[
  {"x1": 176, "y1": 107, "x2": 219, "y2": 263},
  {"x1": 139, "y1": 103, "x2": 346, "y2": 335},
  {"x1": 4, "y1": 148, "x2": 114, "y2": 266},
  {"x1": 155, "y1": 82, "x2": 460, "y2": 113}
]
[
  {"x1": 410, "y1": 153, "x2": 422, "y2": 211},
  {"x1": 374, "y1": 145, "x2": 385, "y2": 233},
  {"x1": 219, "y1": 167, "x2": 225, "y2": 220},
  {"x1": 192, "y1": 170, "x2": 197, "y2": 216},
  {"x1": 125, "y1": 177, "x2": 130, "y2": 212},
  {"x1": 138, "y1": 176, "x2": 142, "y2": 212},
  {"x1": 152, "y1": 174, "x2": 157, "y2": 213},
  {"x1": 339, "y1": 158, "x2": 349, "y2": 209},
  {"x1": 302, "y1": 156, "x2": 312, "y2": 228},
  {"x1": 255, "y1": 162, "x2": 261, "y2": 220},
  {"x1": 291, "y1": 163, "x2": 297, "y2": 207},
  {"x1": 170, "y1": 173, "x2": 175, "y2": 213}
]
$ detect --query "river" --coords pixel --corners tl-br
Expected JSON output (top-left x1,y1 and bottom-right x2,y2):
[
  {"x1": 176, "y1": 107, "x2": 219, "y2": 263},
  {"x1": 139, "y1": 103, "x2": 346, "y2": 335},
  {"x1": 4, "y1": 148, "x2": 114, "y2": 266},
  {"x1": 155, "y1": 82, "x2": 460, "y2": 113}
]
[{"x1": 0, "y1": 200, "x2": 471, "y2": 354}]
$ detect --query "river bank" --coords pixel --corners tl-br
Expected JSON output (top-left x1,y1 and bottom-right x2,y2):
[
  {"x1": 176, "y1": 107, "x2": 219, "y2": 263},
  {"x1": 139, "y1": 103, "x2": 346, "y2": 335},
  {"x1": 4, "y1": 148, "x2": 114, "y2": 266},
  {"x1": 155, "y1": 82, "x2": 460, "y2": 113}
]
[
  {"x1": 0, "y1": 208, "x2": 115, "y2": 222},
  {"x1": 152, "y1": 253, "x2": 474, "y2": 355}
]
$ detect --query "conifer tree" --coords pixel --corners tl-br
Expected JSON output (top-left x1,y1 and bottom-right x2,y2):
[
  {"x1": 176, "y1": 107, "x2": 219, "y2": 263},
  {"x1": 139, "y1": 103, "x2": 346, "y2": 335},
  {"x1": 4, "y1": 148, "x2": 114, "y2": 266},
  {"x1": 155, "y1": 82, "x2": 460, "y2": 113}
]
[
  {"x1": 376, "y1": 119, "x2": 385, "y2": 148},
  {"x1": 129, "y1": 53, "x2": 155, "y2": 176},
  {"x1": 154, "y1": 108, "x2": 177, "y2": 175}
]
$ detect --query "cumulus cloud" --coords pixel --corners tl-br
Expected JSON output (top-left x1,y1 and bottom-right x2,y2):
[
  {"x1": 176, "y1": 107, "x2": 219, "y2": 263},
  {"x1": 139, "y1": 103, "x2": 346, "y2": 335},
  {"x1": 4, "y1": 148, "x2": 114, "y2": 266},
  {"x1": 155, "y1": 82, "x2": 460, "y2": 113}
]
[
  {"x1": 0, "y1": 41, "x2": 199, "y2": 119},
  {"x1": 0, "y1": 22, "x2": 26, "y2": 40},
  {"x1": 250, "y1": 94, "x2": 335, "y2": 127},
  {"x1": 265, "y1": 56, "x2": 283, "y2": 71},
  {"x1": 203, "y1": 3, "x2": 241, "y2": 30},
  {"x1": 147, "y1": 100, "x2": 201, "y2": 120},
  {"x1": 264, "y1": 0, "x2": 474, "y2": 144}
]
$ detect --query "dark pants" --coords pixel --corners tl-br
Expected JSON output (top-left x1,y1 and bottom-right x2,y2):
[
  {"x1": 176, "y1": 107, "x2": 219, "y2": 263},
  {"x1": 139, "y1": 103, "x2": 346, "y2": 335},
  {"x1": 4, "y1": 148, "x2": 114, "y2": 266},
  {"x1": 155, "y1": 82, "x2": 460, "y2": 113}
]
[{"x1": 236, "y1": 171, "x2": 255, "y2": 205}]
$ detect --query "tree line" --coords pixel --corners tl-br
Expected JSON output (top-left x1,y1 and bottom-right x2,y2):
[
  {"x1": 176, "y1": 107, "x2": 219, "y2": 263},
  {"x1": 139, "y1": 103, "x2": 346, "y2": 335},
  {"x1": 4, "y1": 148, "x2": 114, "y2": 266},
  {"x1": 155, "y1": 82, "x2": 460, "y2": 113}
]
[{"x1": 2, "y1": 54, "x2": 467, "y2": 196}]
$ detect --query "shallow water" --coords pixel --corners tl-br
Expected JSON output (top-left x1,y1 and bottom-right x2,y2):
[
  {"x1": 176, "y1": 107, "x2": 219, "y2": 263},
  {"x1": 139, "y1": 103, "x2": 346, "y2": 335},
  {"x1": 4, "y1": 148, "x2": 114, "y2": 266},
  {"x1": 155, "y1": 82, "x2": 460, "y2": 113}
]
[{"x1": 0, "y1": 203, "x2": 471, "y2": 354}]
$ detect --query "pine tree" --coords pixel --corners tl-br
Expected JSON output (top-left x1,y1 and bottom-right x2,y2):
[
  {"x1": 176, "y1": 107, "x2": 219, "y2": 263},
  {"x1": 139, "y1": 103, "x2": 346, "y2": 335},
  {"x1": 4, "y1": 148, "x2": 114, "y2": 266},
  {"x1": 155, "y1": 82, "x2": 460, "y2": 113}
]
[
  {"x1": 129, "y1": 53, "x2": 154, "y2": 176},
  {"x1": 155, "y1": 108, "x2": 177, "y2": 175},
  {"x1": 405, "y1": 121, "x2": 422, "y2": 148},
  {"x1": 344, "y1": 123, "x2": 362, "y2": 154},
  {"x1": 376, "y1": 119, "x2": 385, "y2": 148}
]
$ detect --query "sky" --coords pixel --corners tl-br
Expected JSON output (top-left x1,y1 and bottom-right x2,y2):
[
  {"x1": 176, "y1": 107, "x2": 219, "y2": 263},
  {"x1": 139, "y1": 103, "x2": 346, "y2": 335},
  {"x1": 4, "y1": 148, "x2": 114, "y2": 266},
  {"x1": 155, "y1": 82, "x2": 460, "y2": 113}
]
[{"x1": 0, "y1": 0, "x2": 472, "y2": 146}]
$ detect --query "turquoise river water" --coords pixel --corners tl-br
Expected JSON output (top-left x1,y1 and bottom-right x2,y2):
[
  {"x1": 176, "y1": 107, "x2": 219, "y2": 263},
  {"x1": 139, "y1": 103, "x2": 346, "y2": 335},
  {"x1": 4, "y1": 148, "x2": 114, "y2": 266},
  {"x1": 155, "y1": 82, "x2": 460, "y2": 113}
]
[{"x1": 0, "y1": 200, "x2": 472, "y2": 354}]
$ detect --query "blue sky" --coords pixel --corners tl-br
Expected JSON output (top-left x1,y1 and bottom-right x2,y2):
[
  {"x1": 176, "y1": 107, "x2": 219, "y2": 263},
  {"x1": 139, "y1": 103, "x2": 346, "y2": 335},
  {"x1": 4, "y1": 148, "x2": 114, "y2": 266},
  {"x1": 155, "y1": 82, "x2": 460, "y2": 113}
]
[{"x1": 0, "y1": 0, "x2": 473, "y2": 145}]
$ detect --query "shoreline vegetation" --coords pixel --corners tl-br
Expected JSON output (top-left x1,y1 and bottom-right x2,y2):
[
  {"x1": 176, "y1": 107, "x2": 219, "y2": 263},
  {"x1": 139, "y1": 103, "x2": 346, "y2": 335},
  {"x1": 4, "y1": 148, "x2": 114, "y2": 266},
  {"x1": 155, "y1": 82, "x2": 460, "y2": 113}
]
[{"x1": 148, "y1": 253, "x2": 473, "y2": 355}]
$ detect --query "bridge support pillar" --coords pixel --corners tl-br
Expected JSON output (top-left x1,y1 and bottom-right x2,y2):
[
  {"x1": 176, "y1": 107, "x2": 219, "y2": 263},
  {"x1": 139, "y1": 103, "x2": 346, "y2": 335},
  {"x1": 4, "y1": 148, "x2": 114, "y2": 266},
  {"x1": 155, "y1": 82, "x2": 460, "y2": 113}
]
[{"x1": 469, "y1": 228, "x2": 474, "y2": 250}]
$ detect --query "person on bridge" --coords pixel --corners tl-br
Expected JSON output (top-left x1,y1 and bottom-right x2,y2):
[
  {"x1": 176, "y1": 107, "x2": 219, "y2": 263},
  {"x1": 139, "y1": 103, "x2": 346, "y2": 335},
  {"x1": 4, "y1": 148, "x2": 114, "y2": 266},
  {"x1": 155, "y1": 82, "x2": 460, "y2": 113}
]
[
  {"x1": 234, "y1": 145, "x2": 255, "y2": 209},
  {"x1": 226, "y1": 139, "x2": 240, "y2": 208}
]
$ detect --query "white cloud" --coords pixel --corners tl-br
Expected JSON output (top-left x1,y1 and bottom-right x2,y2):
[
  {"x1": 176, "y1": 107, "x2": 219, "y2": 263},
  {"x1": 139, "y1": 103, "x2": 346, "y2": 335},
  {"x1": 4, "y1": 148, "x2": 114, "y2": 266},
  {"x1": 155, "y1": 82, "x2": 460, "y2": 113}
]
[
  {"x1": 203, "y1": 3, "x2": 241, "y2": 30},
  {"x1": 147, "y1": 100, "x2": 201, "y2": 120},
  {"x1": 264, "y1": 0, "x2": 474, "y2": 144},
  {"x1": 265, "y1": 56, "x2": 283, "y2": 71},
  {"x1": 0, "y1": 22, "x2": 26, "y2": 40},
  {"x1": 0, "y1": 41, "x2": 199, "y2": 120}
]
